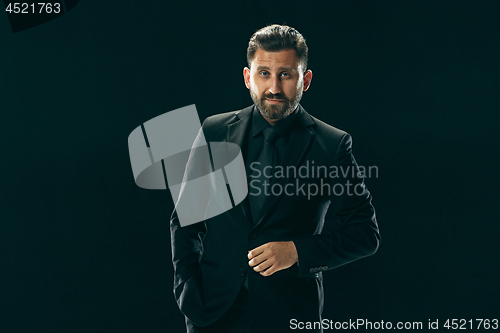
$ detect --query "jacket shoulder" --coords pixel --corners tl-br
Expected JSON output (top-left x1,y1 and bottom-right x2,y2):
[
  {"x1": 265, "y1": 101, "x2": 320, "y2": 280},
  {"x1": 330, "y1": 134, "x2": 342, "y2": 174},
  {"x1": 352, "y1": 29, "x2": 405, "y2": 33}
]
[
  {"x1": 202, "y1": 110, "x2": 239, "y2": 129},
  {"x1": 201, "y1": 106, "x2": 252, "y2": 140},
  {"x1": 308, "y1": 114, "x2": 349, "y2": 153}
]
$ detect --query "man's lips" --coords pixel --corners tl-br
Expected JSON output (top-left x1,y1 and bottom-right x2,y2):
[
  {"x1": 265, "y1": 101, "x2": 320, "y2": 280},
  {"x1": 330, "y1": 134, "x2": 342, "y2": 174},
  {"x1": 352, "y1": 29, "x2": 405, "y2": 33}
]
[{"x1": 266, "y1": 98, "x2": 285, "y2": 103}]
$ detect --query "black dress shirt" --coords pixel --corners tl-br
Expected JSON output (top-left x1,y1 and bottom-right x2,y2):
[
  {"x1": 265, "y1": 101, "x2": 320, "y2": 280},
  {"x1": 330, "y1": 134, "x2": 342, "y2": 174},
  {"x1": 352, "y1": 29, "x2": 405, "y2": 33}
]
[{"x1": 244, "y1": 105, "x2": 301, "y2": 181}]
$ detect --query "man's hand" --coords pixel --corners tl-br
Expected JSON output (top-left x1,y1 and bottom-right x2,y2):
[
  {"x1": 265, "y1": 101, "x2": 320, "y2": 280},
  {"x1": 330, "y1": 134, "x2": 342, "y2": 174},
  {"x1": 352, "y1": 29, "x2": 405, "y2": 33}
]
[{"x1": 248, "y1": 241, "x2": 298, "y2": 276}]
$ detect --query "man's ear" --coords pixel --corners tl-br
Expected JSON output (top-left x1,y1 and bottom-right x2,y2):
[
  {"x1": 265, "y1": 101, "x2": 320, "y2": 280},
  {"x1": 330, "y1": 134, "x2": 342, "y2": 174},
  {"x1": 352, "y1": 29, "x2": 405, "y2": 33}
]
[
  {"x1": 243, "y1": 67, "x2": 251, "y2": 89},
  {"x1": 303, "y1": 69, "x2": 313, "y2": 91}
]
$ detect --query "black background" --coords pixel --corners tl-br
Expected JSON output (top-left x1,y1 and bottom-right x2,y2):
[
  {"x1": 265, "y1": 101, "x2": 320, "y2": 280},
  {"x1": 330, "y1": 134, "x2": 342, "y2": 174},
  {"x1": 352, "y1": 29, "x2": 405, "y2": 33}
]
[{"x1": 1, "y1": 1, "x2": 499, "y2": 332}]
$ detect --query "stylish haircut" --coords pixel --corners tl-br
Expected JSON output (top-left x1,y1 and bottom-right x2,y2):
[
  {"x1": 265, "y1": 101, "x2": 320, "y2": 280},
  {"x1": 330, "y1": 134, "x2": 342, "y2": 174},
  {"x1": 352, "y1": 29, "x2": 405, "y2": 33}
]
[{"x1": 246, "y1": 24, "x2": 308, "y2": 71}]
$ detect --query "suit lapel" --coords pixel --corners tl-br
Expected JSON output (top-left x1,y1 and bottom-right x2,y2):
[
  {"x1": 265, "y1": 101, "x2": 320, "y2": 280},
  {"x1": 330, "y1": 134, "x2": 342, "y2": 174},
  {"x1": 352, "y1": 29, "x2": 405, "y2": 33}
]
[
  {"x1": 227, "y1": 106, "x2": 253, "y2": 151},
  {"x1": 253, "y1": 106, "x2": 316, "y2": 229}
]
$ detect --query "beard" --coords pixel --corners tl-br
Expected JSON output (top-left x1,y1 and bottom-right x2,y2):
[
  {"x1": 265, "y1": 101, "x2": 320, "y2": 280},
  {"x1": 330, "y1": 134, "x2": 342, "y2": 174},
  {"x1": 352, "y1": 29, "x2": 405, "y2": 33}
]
[{"x1": 250, "y1": 85, "x2": 303, "y2": 121}]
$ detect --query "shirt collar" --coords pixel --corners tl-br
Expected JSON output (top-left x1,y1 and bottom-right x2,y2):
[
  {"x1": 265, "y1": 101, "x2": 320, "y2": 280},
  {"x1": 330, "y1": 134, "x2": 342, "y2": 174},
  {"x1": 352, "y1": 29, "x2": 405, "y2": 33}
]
[{"x1": 251, "y1": 105, "x2": 300, "y2": 140}]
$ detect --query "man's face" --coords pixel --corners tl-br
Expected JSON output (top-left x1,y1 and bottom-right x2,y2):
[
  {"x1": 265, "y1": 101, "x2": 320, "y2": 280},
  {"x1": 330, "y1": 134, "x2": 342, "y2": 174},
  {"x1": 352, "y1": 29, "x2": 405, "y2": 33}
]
[{"x1": 244, "y1": 49, "x2": 312, "y2": 123}]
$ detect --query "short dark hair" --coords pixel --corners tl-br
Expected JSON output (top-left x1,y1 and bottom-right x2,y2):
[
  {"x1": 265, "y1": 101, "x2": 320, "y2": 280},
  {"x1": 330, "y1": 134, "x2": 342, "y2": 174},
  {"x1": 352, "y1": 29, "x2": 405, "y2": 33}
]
[{"x1": 246, "y1": 24, "x2": 308, "y2": 71}]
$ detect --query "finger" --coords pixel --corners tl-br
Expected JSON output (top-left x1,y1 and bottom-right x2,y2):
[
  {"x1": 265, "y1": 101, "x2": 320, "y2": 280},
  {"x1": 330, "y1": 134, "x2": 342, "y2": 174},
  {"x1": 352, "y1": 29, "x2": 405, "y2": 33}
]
[
  {"x1": 260, "y1": 265, "x2": 277, "y2": 276},
  {"x1": 248, "y1": 245, "x2": 267, "y2": 260},
  {"x1": 253, "y1": 259, "x2": 272, "y2": 272},
  {"x1": 248, "y1": 251, "x2": 269, "y2": 267},
  {"x1": 261, "y1": 260, "x2": 286, "y2": 276}
]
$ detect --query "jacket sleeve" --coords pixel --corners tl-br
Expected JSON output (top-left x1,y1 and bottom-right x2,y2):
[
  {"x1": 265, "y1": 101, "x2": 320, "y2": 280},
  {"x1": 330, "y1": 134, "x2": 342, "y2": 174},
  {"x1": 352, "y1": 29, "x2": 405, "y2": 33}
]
[
  {"x1": 170, "y1": 209, "x2": 205, "y2": 289},
  {"x1": 292, "y1": 133, "x2": 380, "y2": 277}
]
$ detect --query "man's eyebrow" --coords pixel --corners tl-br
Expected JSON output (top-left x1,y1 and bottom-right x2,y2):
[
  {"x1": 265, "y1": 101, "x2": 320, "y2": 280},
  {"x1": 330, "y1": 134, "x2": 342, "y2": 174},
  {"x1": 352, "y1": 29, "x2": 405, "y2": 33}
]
[
  {"x1": 256, "y1": 65, "x2": 270, "y2": 70},
  {"x1": 255, "y1": 65, "x2": 297, "y2": 72}
]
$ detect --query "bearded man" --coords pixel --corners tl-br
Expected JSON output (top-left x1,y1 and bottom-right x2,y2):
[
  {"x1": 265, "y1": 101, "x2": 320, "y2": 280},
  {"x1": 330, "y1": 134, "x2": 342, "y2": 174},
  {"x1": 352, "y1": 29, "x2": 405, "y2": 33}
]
[{"x1": 170, "y1": 24, "x2": 380, "y2": 333}]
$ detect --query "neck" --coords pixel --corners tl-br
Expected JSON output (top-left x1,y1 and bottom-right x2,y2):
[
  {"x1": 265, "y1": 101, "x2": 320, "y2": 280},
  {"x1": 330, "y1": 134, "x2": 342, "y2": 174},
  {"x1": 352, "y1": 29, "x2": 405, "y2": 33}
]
[{"x1": 261, "y1": 107, "x2": 297, "y2": 126}]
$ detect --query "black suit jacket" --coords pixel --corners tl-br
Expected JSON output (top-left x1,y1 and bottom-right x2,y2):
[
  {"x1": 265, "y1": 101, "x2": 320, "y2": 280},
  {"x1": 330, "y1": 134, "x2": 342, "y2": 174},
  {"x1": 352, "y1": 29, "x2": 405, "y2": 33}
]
[{"x1": 170, "y1": 104, "x2": 380, "y2": 331}]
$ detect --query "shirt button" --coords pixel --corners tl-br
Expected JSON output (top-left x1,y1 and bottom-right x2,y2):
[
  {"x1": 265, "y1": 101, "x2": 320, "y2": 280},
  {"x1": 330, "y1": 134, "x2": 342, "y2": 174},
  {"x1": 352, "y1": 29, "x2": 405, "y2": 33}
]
[
  {"x1": 238, "y1": 269, "x2": 245, "y2": 276},
  {"x1": 249, "y1": 232, "x2": 256, "y2": 239}
]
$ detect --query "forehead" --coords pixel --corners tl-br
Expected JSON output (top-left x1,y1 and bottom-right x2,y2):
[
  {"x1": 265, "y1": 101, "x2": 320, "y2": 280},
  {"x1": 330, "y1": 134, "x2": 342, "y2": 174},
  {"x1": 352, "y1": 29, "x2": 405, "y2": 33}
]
[{"x1": 251, "y1": 48, "x2": 300, "y2": 71}]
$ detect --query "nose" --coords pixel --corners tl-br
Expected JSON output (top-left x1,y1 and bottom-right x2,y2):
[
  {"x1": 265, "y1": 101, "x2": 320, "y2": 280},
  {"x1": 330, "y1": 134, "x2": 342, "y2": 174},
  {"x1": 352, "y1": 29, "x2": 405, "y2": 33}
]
[{"x1": 268, "y1": 76, "x2": 282, "y2": 95}]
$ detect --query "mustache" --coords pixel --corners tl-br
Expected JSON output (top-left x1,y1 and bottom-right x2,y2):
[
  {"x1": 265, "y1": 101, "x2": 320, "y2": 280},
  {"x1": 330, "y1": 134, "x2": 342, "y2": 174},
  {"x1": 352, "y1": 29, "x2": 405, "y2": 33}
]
[{"x1": 262, "y1": 94, "x2": 288, "y2": 101}]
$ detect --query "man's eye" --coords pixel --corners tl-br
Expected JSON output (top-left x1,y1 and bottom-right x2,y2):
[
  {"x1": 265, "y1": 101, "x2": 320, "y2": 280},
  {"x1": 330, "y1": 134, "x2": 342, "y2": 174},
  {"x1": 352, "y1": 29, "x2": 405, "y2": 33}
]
[
  {"x1": 281, "y1": 72, "x2": 289, "y2": 77},
  {"x1": 260, "y1": 71, "x2": 269, "y2": 76}
]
